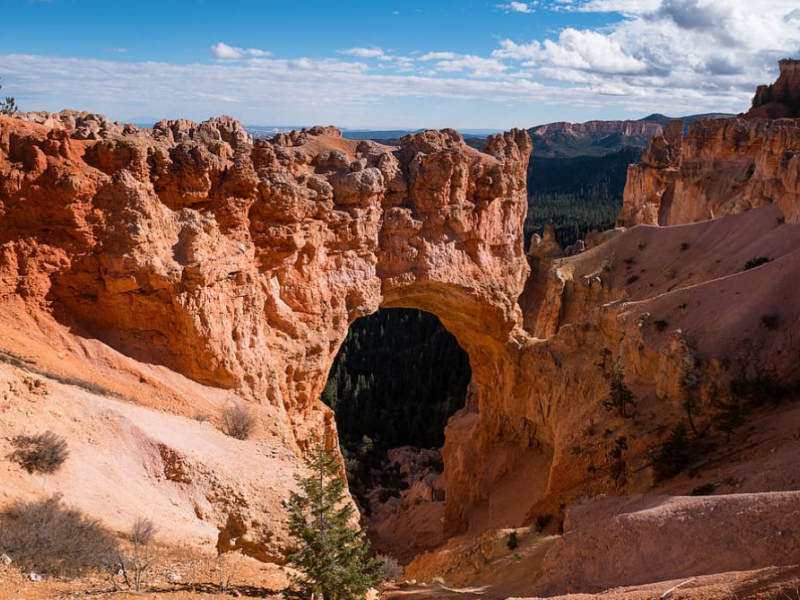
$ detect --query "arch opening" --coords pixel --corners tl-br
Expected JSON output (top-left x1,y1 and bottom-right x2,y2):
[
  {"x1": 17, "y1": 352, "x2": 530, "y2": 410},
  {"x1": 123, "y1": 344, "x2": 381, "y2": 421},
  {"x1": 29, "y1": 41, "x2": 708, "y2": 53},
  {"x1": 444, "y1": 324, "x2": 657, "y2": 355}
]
[{"x1": 321, "y1": 307, "x2": 472, "y2": 560}]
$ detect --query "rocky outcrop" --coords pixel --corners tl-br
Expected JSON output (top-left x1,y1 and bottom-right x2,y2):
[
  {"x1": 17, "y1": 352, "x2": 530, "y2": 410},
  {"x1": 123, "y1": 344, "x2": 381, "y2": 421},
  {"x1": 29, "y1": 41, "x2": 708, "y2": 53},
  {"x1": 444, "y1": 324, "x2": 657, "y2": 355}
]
[
  {"x1": 3, "y1": 88, "x2": 800, "y2": 577},
  {"x1": 747, "y1": 58, "x2": 800, "y2": 119},
  {"x1": 530, "y1": 120, "x2": 661, "y2": 140},
  {"x1": 621, "y1": 63, "x2": 800, "y2": 227},
  {"x1": 620, "y1": 117, "x2": 800, "y2": 226}
]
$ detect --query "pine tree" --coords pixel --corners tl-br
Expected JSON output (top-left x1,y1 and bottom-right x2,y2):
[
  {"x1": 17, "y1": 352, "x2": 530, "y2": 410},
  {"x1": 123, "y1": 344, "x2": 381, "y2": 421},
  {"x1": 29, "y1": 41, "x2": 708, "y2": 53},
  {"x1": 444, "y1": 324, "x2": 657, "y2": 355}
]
[
  {"x1": 0, "y1": 77, "x2": 18, "y2": 116},
  {"x1": 284, "y1": 442, "x2": 382, "y2": 600}
]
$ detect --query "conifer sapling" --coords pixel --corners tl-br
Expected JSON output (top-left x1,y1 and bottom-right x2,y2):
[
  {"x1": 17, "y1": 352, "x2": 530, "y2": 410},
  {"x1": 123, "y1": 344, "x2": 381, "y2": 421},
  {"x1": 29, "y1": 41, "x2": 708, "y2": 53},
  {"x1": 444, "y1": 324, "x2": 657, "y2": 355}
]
[{"x1": 284, "y1": 441, "x2": 382, "y2": 600}]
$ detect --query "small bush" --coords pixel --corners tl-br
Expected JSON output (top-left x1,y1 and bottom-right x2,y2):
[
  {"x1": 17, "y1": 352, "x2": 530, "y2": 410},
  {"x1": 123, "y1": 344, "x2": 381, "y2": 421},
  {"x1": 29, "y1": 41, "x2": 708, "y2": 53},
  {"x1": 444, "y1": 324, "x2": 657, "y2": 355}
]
[
  {"x1": 378, "y1": 488, "x2": 400, "y2": 503},
  {"x1": 220, "y1": 403, "x2": 256, "y2": 440},
  {"x1": 377, "y1": 554, "x2": 404, "y2": 582},
  {"x1": 623, "y1": 257, "x2": 636, "y2": 266},
  {"x1": 9, "y1": 431, "x2": 69, "y2": 474},
  {"x1": 534, "y1": 514, "x2": 553, "y2": 532},
  {"x1": 730, "y1": 376, "x2": 788, "y2": 408},
  {"x1": 654, "y1": 423, "x2": 691, "y2": 481},
  {"x1": 654, "y1": 320, "x2": 669, "y2": 332},
  {"x1": 761, "y1": 313, "x2": 780, "y2": 331},
  {"x1": 744, "y1": 256, "x2": 771, "y2": 271},
  {"x1": 0, "y1": 495, "x2": 119, "y2": 577},
  {"x1": 680, "y1": 242, "x2": 690, "y2": 251},
  {"x1": 507, "y1": 530, "x2": 519, "y2": 550},
  {"x1": 745, "y1": 162, "x2": 756, "y2": 179},
  {"x1": 116, "y1": 517, "x2": 157, "y2": 591},
  {"x1": 691, "y1": 483, "x2": 717, "y2": 496},
  {"x1": 711, "y1": 393, "x2": 745, "y2": 440},
  {"x1": 626, "y1": 275, "x2": 639, "y2": 284},
  {"x1": 596, "y1": 349, "x2": 636, "y2": 419}
]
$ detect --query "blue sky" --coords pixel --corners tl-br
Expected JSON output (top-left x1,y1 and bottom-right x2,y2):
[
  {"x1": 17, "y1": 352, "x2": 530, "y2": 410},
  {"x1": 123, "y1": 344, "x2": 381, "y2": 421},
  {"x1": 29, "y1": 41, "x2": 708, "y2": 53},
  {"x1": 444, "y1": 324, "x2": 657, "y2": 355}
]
[{"x1": 1, "y1": 0, "x2": 798, "y2": 129}]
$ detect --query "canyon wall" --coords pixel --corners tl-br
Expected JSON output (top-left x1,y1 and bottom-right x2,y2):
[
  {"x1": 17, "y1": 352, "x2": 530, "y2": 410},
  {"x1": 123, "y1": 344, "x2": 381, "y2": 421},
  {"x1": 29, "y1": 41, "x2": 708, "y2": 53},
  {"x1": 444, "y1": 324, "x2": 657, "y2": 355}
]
[
  {"x1": 529, "y1": 120, "x2": 662, "y2": 139},
  {"x1": 620, "y1": 60, "x2": 800, "y2": 227}
]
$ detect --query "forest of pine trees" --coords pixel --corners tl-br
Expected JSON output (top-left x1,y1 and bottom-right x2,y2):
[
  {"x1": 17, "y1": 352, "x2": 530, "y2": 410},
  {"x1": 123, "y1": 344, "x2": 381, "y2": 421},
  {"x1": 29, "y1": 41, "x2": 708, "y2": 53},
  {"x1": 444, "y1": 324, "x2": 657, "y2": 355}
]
[
  {"x1": 524, "y1": 147, "x2": 641, "y2": 248},
  {"x1": 321, "y1": 308, "x2": 471, "y2": 456}
]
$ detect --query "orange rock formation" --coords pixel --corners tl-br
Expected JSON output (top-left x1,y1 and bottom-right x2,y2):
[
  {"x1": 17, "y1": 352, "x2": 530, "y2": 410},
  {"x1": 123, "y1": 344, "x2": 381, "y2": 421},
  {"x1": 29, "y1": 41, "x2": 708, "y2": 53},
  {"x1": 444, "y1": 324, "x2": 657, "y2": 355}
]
[
  {"x1": 620, "y1": 63, "x2": 800, "y2": 227},
  {"x1": 0, "y1": 113, "x2": 534, "y2": 537},
  {"x1": 2, "y1": 62, "x2": 800, "y2": 595}
]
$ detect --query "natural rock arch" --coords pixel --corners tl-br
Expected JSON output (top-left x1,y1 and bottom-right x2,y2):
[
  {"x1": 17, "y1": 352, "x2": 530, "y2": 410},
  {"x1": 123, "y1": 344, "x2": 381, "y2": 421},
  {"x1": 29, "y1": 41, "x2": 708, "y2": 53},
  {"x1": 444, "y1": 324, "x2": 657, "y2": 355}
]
[{"x1": 0, "y1": 114, "x2": 538, "y2": 532}]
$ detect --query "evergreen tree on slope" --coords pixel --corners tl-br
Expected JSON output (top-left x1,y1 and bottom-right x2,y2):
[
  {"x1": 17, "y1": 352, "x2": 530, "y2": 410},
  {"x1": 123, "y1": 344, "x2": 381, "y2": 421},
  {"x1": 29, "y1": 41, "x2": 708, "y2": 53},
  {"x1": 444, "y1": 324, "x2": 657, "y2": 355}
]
[{"x1": 284, "y1": 442, "x2": 381, "y2": 600}]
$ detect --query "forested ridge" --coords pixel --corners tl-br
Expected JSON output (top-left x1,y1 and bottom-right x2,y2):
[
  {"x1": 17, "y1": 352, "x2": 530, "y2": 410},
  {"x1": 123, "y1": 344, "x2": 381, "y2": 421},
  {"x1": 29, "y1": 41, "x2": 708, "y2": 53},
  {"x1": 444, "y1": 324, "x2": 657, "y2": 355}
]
[{"x1": 525, "y1": 147, "x2": 641, "y2": 248}]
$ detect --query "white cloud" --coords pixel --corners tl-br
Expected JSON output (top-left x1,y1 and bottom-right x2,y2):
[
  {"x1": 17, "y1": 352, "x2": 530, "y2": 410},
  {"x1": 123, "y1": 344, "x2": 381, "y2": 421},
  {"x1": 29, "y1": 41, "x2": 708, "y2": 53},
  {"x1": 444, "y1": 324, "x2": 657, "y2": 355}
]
[
  {"x1": 1, "y1": 49, "x2": 762, "y2": 128},
  {"x1": 339, "y1": 47, "x2": 386, "y2": 59},
  {"x1": 566, "y1": 0, "x2": 660, "y2": 14},
  {"x1": 497, "y1": 0, "x2": 800, "y2": 103},
  {"x1": 496, "y1": 28, "x2": 646, "y2": 74},
  {"x1": 432, "y1": 55, "x2": 509, "y2": 78},
  {"x1": 104, "y1": 47, "x2": 128, "y2": 54},
  {"x1": 419, "y1": 52, "x2": 458, "y2": 61},
  {"x1": 497, "y1": 2, "x2": 538, "y2": 13},
  {"x1": 210, "y1": 42, "x2": 271, "y2": 61}
]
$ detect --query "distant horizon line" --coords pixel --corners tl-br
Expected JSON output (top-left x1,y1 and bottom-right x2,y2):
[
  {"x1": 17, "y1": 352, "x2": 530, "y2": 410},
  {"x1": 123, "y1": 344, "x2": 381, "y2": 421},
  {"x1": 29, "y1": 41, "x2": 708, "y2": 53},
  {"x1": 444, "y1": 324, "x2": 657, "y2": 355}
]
[{"x1": 121, "y1": 111, "x2": 738, "y2": 134}]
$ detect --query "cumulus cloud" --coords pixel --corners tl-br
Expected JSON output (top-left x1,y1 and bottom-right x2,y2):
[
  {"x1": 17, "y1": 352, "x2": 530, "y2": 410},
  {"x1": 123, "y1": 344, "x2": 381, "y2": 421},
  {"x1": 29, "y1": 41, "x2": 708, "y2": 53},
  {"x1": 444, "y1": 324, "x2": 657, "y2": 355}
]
[
  {"x1": 419, "y1": 52, "x2": 458, "y2": 61},
  {"x1": 210, "y1": 42, "x2": 271, "y2": 61},
  {"x1": 497, "y1": 2, "x2": 538, "y2": 13},
  {"x1": 497, "y1": 0, "x2": 800, "y2": 103},
  {"x1": 339, "y1": 47, "x2": 387, "y2": 59},
  {"x1": 496, "y1": 29, "x2": 647, "y2": 74}
]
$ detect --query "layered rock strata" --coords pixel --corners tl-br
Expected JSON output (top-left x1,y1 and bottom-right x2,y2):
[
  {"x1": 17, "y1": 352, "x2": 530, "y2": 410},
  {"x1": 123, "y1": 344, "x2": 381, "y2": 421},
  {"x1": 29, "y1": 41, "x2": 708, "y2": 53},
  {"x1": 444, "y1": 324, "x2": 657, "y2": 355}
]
[
  {"x1": 620, "y1": 117, "x2": 800, "y2": 226},
  {"x1": 620, "y1": 62, "x2": 800, "y2": 227}
]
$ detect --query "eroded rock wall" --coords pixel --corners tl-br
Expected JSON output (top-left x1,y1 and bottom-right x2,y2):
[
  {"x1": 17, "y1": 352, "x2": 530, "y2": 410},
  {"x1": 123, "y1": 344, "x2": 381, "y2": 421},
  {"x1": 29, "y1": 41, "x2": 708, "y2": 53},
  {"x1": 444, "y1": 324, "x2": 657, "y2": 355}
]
[
  {"x1": 3, "y1": 100, "x2": 800, "y2": 550},
  {"x1": 621, "y1": 62, "x2": 800, "y2": 227},
  {"x1": 619, "y1": 117, "x2": 800, "y2": 226},
  {"x1": 0, "y1": 113, "x2": 532, "y2": 533}
]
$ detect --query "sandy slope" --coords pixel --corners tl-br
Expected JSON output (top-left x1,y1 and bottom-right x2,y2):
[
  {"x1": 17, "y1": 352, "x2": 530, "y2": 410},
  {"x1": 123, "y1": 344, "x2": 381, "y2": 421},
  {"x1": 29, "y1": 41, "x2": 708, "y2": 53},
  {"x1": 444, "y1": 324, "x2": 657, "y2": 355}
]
[{"x1": 0, "y1": 301, "x2": 303, "y2": 562}]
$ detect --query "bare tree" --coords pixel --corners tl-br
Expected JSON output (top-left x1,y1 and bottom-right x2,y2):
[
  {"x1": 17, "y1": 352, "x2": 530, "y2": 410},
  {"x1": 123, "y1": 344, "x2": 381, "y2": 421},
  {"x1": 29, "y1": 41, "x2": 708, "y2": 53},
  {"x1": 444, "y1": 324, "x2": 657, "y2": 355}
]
[{"x1": 117, "y1": 517, "x2": 157, "y2": 591}]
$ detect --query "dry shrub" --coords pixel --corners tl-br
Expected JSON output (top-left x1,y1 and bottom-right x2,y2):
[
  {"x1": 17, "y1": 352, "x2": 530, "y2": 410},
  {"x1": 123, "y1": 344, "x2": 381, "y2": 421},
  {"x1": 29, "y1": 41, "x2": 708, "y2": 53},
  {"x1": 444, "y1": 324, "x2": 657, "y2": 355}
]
[
  {"x1": 115, "y1": 517, "x2": 157, "y2": 591},
  {"x1": 220, "y1": 403, "x2": 256, "y2": 440},
  {"x1": 377, "y1": 554, "x2": 404, "y2": 582},
  {"x1": 0, "y1": 495, "x2": 119, "y2": 577},
  {"x1": 9, "y1": 431, "x2": 69, "y2": 474}
]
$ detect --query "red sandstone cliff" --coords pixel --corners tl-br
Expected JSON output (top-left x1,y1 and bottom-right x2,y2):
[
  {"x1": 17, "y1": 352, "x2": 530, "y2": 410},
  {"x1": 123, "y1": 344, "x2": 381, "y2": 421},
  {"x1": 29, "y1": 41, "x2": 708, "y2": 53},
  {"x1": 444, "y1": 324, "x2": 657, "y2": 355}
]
[
  {"x1": 620, "y1": 62, "x2": 800, "y2": 227},
  {"x1": 747, "y1": 58, "x2": 800, "y2": 119}
]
